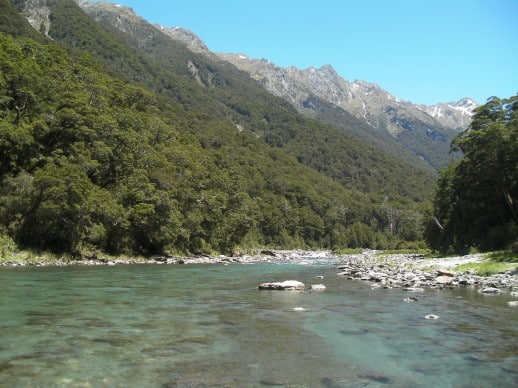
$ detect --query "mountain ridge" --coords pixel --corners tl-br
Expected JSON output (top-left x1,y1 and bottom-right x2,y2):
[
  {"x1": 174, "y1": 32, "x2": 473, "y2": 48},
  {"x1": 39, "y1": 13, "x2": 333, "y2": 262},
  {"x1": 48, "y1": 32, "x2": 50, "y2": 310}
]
[{"x1": 217, "y1": 54, "x2": 477, "y2": 169}]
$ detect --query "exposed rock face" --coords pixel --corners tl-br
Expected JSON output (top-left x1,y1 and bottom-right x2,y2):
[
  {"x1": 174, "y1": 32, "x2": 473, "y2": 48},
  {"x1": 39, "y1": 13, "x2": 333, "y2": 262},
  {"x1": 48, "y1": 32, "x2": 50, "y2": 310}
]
[
  {"x1": 216, "y1": 56, "x2": 477, "y2": 135},
  {"x1": 16, "y1": 0, "x2": 51, "y2": 36},
  {"x1": 158, "y1": 26, "x2": 212, "y2": 55}
]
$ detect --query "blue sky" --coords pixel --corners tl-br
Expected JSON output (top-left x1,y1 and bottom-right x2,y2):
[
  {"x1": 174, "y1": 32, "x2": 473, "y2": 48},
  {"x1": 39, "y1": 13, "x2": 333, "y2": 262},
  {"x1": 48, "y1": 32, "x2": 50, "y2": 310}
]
[{"x1": 95, "y1": 0, "x2": 517, "y2": 105}]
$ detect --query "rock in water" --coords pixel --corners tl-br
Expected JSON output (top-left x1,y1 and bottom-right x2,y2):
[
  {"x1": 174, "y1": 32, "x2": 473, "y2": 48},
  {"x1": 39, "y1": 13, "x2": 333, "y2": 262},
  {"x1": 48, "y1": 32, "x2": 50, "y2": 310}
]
[
  {"x1": 425, "y1": 314, "x2": 440, "y2": 320},
  {"x1": 479, "y1": 287, "x2": 500, "y2": 294},
  {"x1": 257, "y1": 280, "x2": 305, "y2": 291},
  {"x1": 309, "y1": 284, "x2": 326, "y2": 291}
]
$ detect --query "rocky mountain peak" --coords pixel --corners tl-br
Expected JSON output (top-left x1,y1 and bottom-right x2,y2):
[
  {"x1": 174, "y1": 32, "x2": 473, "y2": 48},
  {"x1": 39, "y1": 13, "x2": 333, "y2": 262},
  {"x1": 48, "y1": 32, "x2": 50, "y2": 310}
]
[{"x1": 417, "y1": 97, "x2": 478, "y2": 130}]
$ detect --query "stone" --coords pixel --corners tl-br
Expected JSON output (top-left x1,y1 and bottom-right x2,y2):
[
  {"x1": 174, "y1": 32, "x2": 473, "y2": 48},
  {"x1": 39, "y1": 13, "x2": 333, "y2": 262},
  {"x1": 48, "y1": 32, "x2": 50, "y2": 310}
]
[
  {"x1": 309, "y1": 284, "x2": 326, "y2": 291},
  {"x1": 479, "y1": 287, "x2": 500, "y2": 294},
  {"x1": 437, "y1": 270, "x2": 456, "y2": 277},
  {"x1": 425, "y1": 314, "x2": 440, "y2": 320},
  {"x1": 507, "y1": 301, "x2": 518, "y2": 307},
  {"x1": 435, "y1": 276, "x2": 454, "y2": 284},
  {"x1": 257, "y1": 280, "x2": 305, "y2": 291}
]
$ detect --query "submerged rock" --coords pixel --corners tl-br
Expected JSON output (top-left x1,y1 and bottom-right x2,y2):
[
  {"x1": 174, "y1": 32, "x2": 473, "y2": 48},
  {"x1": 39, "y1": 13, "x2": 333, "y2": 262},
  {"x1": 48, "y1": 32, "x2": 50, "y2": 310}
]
[
  {"x1": 257, "y1": 280, "x2": 305, "y2": 291},
  {"x1": 424, "y1": 314, "x2": 440, "y2": 320}
]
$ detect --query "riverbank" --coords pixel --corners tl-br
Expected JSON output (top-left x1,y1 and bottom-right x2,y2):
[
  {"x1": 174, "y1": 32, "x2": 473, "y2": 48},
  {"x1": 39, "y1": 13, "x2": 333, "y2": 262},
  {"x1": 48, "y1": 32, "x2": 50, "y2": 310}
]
[
  {"x1": 0, "y1": 249, "x2": 331, "y2": 267},
  {"x1": 336, "y1": 250, "x2": 517, "y2": 292},
  {"x1": 1, "y1": 248, "x2": 517, "y2": 291}
]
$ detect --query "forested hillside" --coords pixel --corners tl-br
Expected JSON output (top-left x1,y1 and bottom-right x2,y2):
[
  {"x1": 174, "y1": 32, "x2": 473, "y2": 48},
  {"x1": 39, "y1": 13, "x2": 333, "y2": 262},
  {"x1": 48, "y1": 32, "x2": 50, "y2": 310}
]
[
  {"x1": 425, "y1": 95, "x2": 518, "y2": 254},
  {"x1": 0, "y1": 0, "x2": 435, "y2": 257}
]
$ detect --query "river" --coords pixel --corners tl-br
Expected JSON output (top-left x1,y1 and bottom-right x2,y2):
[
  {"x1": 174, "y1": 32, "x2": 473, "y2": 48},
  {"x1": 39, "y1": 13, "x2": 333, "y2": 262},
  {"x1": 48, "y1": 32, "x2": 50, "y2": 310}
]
[{"x1": 0, "y1": 258, "x2": 516, "y2": 387}]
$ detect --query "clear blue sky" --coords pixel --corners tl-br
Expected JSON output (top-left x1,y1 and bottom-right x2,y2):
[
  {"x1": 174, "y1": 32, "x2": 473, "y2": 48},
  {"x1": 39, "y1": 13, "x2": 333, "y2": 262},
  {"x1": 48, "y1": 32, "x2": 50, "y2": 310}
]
[{"x1": 94, "y1": 0, "x2": 517, "y2": 105}]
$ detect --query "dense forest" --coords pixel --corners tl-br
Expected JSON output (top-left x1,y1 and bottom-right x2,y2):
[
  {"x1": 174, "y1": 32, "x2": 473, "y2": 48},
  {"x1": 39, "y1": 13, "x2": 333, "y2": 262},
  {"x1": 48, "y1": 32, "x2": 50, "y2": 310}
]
[
  {"x1": 0, "y1": 0, "x2": 514, "y2": 258},
  {"x1": 425, "y1": 95, "x2": 518, "y2": 254}
]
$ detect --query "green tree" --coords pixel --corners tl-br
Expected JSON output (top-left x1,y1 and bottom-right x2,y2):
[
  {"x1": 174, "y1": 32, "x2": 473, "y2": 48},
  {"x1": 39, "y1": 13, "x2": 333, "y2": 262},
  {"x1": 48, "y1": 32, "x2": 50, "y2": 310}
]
[{"x1": 425, "y1": 95, "x2": 518, "y2": 253}]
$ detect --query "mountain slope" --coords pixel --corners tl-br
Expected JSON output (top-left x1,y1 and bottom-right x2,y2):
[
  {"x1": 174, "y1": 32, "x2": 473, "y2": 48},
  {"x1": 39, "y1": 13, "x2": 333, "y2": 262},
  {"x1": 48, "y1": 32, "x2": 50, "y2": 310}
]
[
  {"x1": 0, "y1": 0, "x2": 438, "y2": 256},
  {"x1": 67, "y1": 0, "x2": 436, "y2": 198},
  {"x1": 217, "y1": 54, "x2": 477, "y2": 170}
]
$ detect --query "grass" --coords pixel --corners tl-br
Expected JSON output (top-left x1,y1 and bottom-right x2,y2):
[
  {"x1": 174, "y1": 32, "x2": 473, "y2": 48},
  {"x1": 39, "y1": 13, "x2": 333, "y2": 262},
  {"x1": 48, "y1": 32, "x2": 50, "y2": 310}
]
[
  {"x1": 487, "y1": 250, "x2": 518, "y2": 263},
  {"x1": 455, "y1": 260, "x2": 517, "y2": 276}
]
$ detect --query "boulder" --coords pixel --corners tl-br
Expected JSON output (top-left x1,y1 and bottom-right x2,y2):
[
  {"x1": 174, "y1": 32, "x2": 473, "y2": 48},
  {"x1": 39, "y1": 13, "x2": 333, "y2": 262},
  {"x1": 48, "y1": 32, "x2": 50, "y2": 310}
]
[
  {"x1": 257, "y1": 280, "x2": 305, "y2": 291},
  {"x1": 479, "y1": 287, "x2": 500, "y2": 294},
  {"x1": 435, "y1": 276, "x2": 454, "y2": 284}
]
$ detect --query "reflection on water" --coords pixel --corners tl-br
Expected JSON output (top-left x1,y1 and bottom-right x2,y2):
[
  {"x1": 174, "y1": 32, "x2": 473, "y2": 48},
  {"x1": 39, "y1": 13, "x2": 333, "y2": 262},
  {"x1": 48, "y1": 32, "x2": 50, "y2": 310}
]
[{"x1": 0, "y1": 261, "x2": 517, "y2": 387}]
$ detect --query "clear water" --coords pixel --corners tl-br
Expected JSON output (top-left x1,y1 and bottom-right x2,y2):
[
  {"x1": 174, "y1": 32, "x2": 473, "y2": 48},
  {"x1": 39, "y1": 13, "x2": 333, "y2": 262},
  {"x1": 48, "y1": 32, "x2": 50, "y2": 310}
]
[{"x1": 0, "y1": 259, "x2": 517, "y2": 387}]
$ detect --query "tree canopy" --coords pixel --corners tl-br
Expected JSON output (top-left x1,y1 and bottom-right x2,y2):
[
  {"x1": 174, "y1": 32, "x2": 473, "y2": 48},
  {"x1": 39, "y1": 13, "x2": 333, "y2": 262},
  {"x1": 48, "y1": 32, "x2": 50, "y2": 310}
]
[
  {"x1": 0, "y1": 32, "x2": 429, "y2": 256},
  {"x1": 425, "y1": 95, "x2": 518, "y2": 254}
]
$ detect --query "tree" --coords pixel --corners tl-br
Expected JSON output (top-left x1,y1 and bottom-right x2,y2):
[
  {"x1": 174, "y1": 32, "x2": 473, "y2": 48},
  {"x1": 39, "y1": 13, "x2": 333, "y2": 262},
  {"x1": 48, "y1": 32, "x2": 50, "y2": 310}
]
[{"x1": 425, "y1": 95, "x2": 518, "y2": 253}]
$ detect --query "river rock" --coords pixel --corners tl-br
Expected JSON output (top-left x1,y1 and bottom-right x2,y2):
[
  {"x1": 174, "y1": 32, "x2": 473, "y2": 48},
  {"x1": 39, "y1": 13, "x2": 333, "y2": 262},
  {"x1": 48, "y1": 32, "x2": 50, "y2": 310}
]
[
  {"x1": 435, "y1": 276, "x2": 454, "y2": 284},
  {"x1": 479, "y1": 287, "x2": 501, "y2": 294},
  {"x1": 425, "y1": 314, "x2": 440, "y2": 320},
  {"x1": 257, "y1": 280, "x2": 305, "y2": 291},
  {"x1": 309, "y1": 284, "x2": 326, "y2": 291}
]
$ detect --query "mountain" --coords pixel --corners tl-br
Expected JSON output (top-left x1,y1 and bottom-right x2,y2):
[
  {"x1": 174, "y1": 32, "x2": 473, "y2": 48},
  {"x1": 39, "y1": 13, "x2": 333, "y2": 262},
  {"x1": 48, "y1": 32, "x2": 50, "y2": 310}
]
[
  {"x1": 69, "y1": 0, "x2": 436, "y2": 194},
  {"x1": 0, "y1": 0, "x2": 439, "y2": 257},
  {"x1": 417, "y1": 98, "x2": 479, "y2": 130},
  {"x1": 217, "y1": 54, "x2": 478, "y2": 170}
]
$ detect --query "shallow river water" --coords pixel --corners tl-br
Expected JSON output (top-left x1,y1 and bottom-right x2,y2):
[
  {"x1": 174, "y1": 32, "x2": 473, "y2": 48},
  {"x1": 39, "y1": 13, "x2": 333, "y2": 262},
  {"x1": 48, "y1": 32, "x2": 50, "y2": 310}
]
[{"x1": 0, "y1": 258, "x2": 517, "y2": 387}]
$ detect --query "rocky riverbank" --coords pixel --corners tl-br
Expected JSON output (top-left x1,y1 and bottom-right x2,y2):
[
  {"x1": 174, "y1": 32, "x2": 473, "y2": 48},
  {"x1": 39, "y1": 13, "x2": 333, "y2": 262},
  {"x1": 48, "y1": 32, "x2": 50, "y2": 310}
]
[
  {"x1": 2, "y1": 248, "x2": 517, "y2": 293},
  {"x1": 0, "y1": 249, "x2": 330, "y2": 267},
  {"x1": 335, "y1": 250, "x2": 518, "y2": 292}
]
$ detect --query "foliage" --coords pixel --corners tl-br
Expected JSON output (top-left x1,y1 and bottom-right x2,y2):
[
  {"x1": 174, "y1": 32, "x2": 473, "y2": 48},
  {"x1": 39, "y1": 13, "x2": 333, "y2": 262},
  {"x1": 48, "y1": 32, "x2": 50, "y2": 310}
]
[
  {"x1": 425, "y1": 95, "x2": 518, "y2": 254},
  {"x1": 0, "y1": 32, "x2": 429, "y2": 256},
  {"x1": 0, "y1": 1, "x2": 438, "y2": 256}
]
